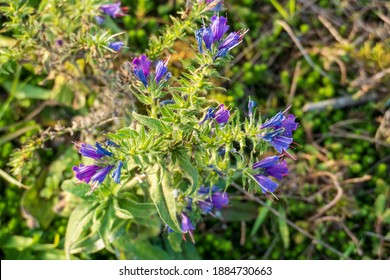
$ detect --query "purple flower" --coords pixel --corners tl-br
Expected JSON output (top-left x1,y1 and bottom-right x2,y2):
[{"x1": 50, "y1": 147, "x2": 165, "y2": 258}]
[
  {"x1": 281, "y1": 114, "x2": 298, "y2": 137},
  {"x1": 214, "y1": 30, "x2": 247, "y2": 60},
  {"x1": 55, "y1": 39, "x2": 63, "y2": 46},
  {"x1": 214, "y1": 104, "x2": 230, "y2": 125},
  {"x1": 202, "y1": 27, "x2": 214, "y2": 51},
  {"x1": 210, "y1": 16, "x2": 229, "y2": 42},
  {"x1": 253, "y1": 156, "x2": 289, "y2": 180},
  {"x1": 76, "y1": 142, "x2": 111, "y2": 160},
  {"x1": 181, "y1": 212, "x2": 195, "y2": 233},
  {"x1": 99, "y1": 2, "x2": 124, "y2": 18},
  {"x1": 254, "y1": 174, "x2": 279, "y2": 194},
  {"x1": 264, "y1": 160, "x2": 289, "y2": 180},
  {"x1": 252, "y1": 156, "x2": 289, "y2": 195},
  {"x1": 196, "y1": 27, "x2": 214, "y2": 54},
  {"x1": 196, "y1": 186, "x2": 229, "y2": 212},
  {"x1": 155, "y1": 59, "x2": 170, "y2": 84},
  {"x1": 209, "y1": 192, "x2": 229, "y2": 209},
  {"x1": 73, "y1": 164, "x2": 101, "y2": 183},
  {"x1": 112, "y1": 161, "x2": 123, "y2": 183},
  {"x1": 108, "y1": 41, "x2": 124, "y2": 52},
  {"x1": 132, "y1": 55, "x2": 151, "y2": 87},
  {"x1": 91, "y1": 165, "x2": 114, "y2": 184}
]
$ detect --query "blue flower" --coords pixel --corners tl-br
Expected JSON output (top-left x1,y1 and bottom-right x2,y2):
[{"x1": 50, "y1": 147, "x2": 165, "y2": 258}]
[
  {"x1": 91, "y1": 165, "x2": 114, "y2": 184},
  {"x1": 155, "y1": 59, "x2": 170, "y2": 84},
  {"x1": 261, "y1": 111, "x2": 285, "y2": 129},
  {"x1": 105, "y1": 139, "x2": 120, "y2": 147},
  {"x1": 160, "y1": 100, "x2": 175, "y2": 106},
  {"x1": 195, "y1": 27, "x2": 206, "y2": 54},
  {"x1": 108, "y1": 41, "x2": 124, "y2": 52},
  {"x1": 258, "y1": 109, "x2": 298, "y2": 154},
  {"x1": 95, "y1": 142, "x2": 113, "y2": 157},
  {"x1": 248, "y1": 99, "x2": 257, "y2": 117},
  {"x1": 112, "y1": 161, "x2": 123, "y2": 183},
  {"x1": 198, "y1": 200, "x2": 214, "y2": 213},
  {"x1": 252, "y1": 156, "x2": 279, "y2": 169},
  {"x1": 199, "y1": 107, "x2": 215, "y2": 125},
  {"x1": 254, "y1": 174, "x2": 279, "y2": 194},
  {"x1": 95, "y1": 15, "x2": 105, "y2": 25}
]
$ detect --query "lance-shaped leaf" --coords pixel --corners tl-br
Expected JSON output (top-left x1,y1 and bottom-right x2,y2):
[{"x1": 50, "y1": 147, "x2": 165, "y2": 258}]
[
  {"x1": 132, "y1": 112, "x2": 173, "y2": 134},
  {"x1": 172, "y1": 147, "x2": 199, "y2": 195},
  {"x1": 65, "y1": 201, "x2": 99, "y2": 259},
  {"x1": 148, "y1": 165, "x2": 181, "y2": 232}
]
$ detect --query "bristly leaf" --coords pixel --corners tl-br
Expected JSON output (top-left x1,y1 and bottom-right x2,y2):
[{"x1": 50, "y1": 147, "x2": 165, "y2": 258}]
[
  {"x1": 148, "y1": 165, "x2": 181, "y2": 233},
  {"x1": 132, "y1": 112, "x2": 173, "y2": 134},
  {"x1": 172, "y1": 147, "x2": 199, "y2": 195},
  {"x1": 65, "y1": 201, "x2": 99, "y2": 259}
]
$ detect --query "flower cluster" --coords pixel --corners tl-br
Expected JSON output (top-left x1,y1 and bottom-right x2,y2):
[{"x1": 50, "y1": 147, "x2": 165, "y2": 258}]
[
  {"x1": 132, "y1": 55, "x2": 171, "y2": 87},
  {"x1": 195, "y1": 15, "x2": 247, "y2": 60},
  {"x1": 72, "y1": 142, "x2": 123, "y2": 193},
  {"x1": 97, "y1": 2, "x2": 127, "y2": 51},
  {"x1": 257, "y1": 108, "x2": 298, "y2": 155},
  {"x1": 249, "y1": 104, "x2": 298, "y2": 196},
  {"x1": 178, "y1": 186, "x2": 229, "y2": 242}
]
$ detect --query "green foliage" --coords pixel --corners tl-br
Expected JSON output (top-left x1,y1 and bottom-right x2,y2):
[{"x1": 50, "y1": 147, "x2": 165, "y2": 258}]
[{"x1": 1, "y1": 0, "x2": 389, "y2": 261}]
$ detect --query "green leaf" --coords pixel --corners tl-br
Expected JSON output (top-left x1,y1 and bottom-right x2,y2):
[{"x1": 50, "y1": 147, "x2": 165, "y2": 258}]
[
  {"x1": 61, "y1": 179, "x2": 95, "y2": 201},
  {"x1": 172, "y1": 147, "x2": 199, "y2": 195},
  {"x1": 117, "y1": 239, "x2": 171, "y2": 260},
  {"x1": 65, "y1": 201, "x2": 99, "y2": 259},
  {"x1": 382, "y1": 209, "x2": 390, "y2": 224},
  {"x1": 167, "y1": 232, "x2": 182, "y2": 253},
  {"x1": 1, "y1": 236, "x2": 34, "y2": 250},
  {"x1": 117, "y1": 196, "x2": 157, "y2": 218},
  {"x1": 220, "y1": 200, "x2": 258, "y2": 222},
  {"x1": 148, "y1": 165, "x2": 181, "y2": 232},
  {"x1": 132, "y1": 112, "x2": 172, "y2": 134},
  {"x1": 375, "y1": 194, "x2": 386, "y2": 217},
  {"x1": 277, "y1": 205, "x2": 290, "y2": 249},
  {"x1": 3, "y1": 81, "x2": 51, "y2": 100},
  {"x1": 250, "y1": 200, "x2": 272, "y2": 237}
]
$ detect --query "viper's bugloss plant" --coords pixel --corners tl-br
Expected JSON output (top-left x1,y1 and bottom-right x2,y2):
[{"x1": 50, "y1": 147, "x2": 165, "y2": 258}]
[{"x1": 66, "y1": 0, "x2": 299, "y2": 258}]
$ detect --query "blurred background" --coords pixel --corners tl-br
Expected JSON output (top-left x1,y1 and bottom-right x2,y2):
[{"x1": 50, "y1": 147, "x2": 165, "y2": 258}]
[{"x1": 0, "y1": 0, "x2": 389, "y2": 259}]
